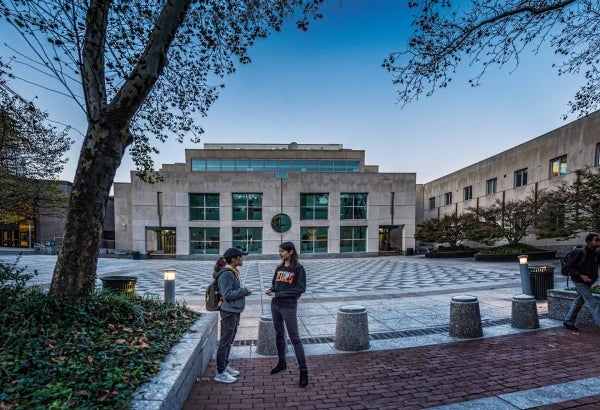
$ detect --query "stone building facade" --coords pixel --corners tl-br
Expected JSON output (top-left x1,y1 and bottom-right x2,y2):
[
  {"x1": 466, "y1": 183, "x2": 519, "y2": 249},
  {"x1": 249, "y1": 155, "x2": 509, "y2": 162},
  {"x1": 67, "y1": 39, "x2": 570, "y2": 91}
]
[
  {"x1": 114, "y1": 143, "x2": 417, "y2": 258},
  {"x1": 421, "y1": 110, "x2": 600, "y2": 252}
]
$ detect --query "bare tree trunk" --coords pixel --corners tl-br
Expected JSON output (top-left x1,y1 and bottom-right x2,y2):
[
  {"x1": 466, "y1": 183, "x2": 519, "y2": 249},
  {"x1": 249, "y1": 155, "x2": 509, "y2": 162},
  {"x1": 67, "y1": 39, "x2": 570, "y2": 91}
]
[{"x1": 50, "y1": 123, "x2": 128, "y2": 298}]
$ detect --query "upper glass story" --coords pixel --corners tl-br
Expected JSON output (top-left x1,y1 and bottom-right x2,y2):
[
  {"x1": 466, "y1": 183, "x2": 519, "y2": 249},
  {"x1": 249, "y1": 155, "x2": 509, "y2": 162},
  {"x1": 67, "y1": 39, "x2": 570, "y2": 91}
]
[
  {"x1": 191, "y1": 158, "x2": 360, "y2": 172},
  {"x1": 188, "y1": 142, "x2": 365, "y2": 173}
]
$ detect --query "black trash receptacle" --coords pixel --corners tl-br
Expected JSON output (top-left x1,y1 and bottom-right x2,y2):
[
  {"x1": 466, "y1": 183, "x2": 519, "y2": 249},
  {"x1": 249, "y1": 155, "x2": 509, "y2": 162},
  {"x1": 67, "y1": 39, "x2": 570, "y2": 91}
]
[
  {"x1": 528, "y1": 265, "x2": 555, "y2": 300},
  {"x1": 100, "y1": 276, "x2": 137, "y2": 297},
  {"x1": 406, "y1": 248, "x2": 414, "y2": 256},
  {"x1": 131, "y1": 251, "x2": 140, "y2": 260}
]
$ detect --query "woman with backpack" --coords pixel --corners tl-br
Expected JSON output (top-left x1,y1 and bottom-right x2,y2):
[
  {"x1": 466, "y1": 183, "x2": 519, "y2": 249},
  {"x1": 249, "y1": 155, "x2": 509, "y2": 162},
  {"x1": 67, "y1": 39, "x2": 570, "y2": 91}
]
[{"x1": 266, "y1": 241, "x2": 308, "y2": 387}]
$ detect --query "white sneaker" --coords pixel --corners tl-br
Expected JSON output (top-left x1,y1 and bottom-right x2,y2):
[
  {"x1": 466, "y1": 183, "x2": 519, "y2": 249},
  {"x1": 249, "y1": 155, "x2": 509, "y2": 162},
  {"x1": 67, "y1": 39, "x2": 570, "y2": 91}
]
[
  {"x1": 214, "y1": 372, "x2": 237, "y2": 383},
  {"x1": 226, "y1": 365, "x2": 240, "y2": 377}
]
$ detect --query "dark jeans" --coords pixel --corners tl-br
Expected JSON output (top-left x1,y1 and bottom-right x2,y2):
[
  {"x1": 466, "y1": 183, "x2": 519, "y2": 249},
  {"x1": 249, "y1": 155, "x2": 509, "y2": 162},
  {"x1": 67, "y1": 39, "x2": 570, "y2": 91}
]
[
  {"x1": 216, "y1": 310, "x2": 240, "y2": 373},
  {"x1": 271, "y1": 302, "x2": 307, "y2": 370}
]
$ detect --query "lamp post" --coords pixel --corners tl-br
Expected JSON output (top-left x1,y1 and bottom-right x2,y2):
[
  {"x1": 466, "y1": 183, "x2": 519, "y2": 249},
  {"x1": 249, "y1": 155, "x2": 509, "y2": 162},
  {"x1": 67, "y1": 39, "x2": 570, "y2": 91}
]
[
  {"x1": 518, "y1": 255, "x2": 532, "y2": 296},
  {"x1": 164, "y1": 268, "x2": 176, "y2": 303}
]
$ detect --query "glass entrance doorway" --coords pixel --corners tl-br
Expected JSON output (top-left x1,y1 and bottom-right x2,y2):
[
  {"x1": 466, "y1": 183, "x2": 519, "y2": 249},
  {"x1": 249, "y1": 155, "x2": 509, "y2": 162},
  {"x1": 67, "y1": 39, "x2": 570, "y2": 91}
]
[
  {"x1": 378, "y1": 225, "x2": 402, "y2": 253},
  {"x1": 146, "y1": 227, "x2": 176, "y2": 256}
]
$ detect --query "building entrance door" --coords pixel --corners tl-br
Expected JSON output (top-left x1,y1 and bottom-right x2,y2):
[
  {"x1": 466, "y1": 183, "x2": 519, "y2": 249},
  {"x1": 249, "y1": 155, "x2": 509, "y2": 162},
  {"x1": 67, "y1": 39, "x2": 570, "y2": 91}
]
[
  {"x1": 378, "y1": 225, "x2": 402, "y2": 254},
  {"x1": 146, "y1": 227, "x2": 176, "y2": 257}
]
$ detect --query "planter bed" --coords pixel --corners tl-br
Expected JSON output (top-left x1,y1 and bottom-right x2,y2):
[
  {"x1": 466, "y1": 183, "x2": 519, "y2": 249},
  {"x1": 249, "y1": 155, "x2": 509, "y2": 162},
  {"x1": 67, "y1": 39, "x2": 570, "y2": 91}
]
[{"x1": 425, "y1": 250, "x2": 478, "y2": 258}]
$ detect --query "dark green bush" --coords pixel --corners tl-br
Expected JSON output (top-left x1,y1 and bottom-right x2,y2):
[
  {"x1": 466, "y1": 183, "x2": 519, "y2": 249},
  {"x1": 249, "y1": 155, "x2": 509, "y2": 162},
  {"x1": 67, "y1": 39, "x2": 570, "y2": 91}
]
[
  {"x1": 0, "y1": 259, "x2": 200, "y2": 409},
  {"x1": 475, "y1": 243, "x2": 543, "y2": 255}
]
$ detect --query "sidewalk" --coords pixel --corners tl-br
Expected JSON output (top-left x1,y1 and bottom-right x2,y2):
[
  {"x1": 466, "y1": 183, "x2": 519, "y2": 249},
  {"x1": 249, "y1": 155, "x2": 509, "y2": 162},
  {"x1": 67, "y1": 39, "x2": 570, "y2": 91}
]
[
  {"x1": 184, "y1": 327, "x2": 600, "y2": 409},
  {"x1": 6, "y1": 253, "x2": 599, "y2": 408}
]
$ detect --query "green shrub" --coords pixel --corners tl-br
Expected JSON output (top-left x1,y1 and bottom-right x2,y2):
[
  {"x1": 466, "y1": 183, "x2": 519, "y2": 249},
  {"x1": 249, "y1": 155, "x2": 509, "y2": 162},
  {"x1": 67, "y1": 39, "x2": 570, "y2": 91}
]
[
  {"x1": 0, "y1": 260, "x2": 201, "y2": 409},
  {"x1": 475, "y1": 243, "x2": 543, "y2": 255}
]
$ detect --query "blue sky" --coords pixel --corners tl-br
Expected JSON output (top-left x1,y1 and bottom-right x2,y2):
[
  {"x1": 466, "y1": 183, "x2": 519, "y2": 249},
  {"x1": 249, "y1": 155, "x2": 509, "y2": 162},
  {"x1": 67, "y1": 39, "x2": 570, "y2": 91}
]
[{"x1": 3, "y1": 0, "x2": 585, "y2": 184}]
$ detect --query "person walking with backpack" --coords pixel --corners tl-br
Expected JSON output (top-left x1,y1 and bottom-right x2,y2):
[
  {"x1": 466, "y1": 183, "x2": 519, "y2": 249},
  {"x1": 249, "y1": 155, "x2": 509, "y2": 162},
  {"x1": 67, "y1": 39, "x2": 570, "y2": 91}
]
[
  {"x1": 563, "y1": 233, "x2": 600, "y2": 331},
  {"x1": 266, "y1": 241, "x2": 308, "y2": 387},
  {"x1": 213, "y1": 248, "x2": 252, "y2": 383}
]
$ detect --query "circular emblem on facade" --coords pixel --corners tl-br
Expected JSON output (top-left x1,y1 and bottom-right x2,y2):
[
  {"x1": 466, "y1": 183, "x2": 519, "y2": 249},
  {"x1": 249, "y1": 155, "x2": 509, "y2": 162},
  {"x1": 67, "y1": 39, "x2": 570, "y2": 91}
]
[{"x1": 271, "y1": 213, "x2": 292, "y2": 233}]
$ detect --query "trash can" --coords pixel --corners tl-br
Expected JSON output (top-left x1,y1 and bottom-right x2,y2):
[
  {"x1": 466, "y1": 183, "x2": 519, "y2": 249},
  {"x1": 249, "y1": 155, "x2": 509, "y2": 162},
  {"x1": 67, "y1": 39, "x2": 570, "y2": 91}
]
[
  {"x1": 131, "y1": 251, "x2": 140, "y2": 260},
  {"x1": 100, "y1": 276, "x2": 137, "y2": 297},
  {"x1": 406, "y1": 248, "x2": 414, "y2": 256},
  {"x1": 528, "y1": 265, "x2": 555, "y2": 300}
]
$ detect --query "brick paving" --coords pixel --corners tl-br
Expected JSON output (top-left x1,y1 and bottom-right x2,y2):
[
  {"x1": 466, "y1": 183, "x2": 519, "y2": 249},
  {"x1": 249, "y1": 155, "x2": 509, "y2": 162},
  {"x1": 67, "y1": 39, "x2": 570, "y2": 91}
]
[{"x1": 184, "y1": 326, "x2": 600, "y2": 410}]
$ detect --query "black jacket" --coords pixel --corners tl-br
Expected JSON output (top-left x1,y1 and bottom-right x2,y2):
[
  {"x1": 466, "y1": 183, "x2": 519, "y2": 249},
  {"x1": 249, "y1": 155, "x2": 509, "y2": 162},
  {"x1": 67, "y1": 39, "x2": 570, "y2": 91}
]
[{"x1": 567, "y1": 246, "x2": 600, "y2": 285}]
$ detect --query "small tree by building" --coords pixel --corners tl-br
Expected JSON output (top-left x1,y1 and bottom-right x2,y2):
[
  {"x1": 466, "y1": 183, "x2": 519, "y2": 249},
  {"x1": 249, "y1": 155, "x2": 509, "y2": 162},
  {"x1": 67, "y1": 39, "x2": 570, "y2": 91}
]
[
  {"x1": 415, "y1": 213, "x2": 479, "y2": 249},
  {"x1": 536, "y1": 167, "x2": 600, "y2": 240},
  {"x1": 465, "y1": 191, "x2": 546, "y2": 246}
]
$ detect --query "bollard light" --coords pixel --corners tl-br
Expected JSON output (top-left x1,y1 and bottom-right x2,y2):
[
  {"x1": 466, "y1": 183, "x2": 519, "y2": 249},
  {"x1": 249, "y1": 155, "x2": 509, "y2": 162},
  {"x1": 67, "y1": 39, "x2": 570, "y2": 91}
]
[
  {"x1": 163, "y1": 268, "x2": 176, "y2": 303},
  {"x1": 518, "y1": 254, "x2": 532, "y2": 296}
]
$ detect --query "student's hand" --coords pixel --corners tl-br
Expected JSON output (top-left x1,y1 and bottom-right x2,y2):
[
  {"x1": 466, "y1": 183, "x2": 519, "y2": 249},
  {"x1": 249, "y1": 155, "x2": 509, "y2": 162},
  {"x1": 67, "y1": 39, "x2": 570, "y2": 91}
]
[
  {"x1": 581, "y1": 274, "x2": 592, "y2": 283},
  {"x1": 245, "y1": 288, "x2": 253, "y2": 296},
  {"x1": 266, "y1": 290, "x2": 275, "y2": 298}
]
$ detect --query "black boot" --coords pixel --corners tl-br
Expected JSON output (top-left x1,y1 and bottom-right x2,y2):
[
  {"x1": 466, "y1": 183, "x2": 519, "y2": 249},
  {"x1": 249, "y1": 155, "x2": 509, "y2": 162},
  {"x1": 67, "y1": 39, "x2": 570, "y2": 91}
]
[
  {"x1": 299, "y1": 369, "x2": 308, "y2": 387},
  {"x1": 270, "y1": 361, "x2": 287, "y2": 375}
]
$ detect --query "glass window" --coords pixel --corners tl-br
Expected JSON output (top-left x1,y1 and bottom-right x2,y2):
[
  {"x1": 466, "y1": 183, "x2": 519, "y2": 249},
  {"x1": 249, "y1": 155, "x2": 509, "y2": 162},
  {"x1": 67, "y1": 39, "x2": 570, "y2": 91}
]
[
  {"x1": 444, "y1": 192, "x2": 452, "y2": 206},
  {"x1": 221, "y1": 160, "x2": 235, "y2": 171},
  {"x1": 206, "y1": 159, "x2": 220, "y2": 171},
  {"x1": 486, "y1": 178, "x2": 497, "y2": 195},
  {"x1": 596, "y1": 143, "x2": 600, "y2": 167},
  {"x1": 189, "y1": 227, "x2": 220, "y2": 254},
  {"x1": 235, "y1": 159, "x2": 249, "y2": 171},
  {"x1": 264, "y1": 160, "x2": 278, "y2": 171},
  {"x1": 271, "y1": 213, "x2": 292, "y2": 233},
  {"x1": 232, "y1": 227, "x2": 262, "y2": 254},
  {"x1": 340, "y1": 226, "x2": 366, "y2": 252},
  {"x1": 340, "y1": 193, "x2": 367, "y2": 220},
  {"x1": 292, "y1": 160, "x2": 306, "y2": 171},
  {"x1": 191, "y1": 159, "x2": 206, "y2": 171},
  {"x1": 463, "y1": 186, "x2": 472, "y2": 201},
  {"x1": 550, "y1": 155, "x2": 568, "y2": 177},
  {"x1": 514, "y1": 168, "x2": 528, "y2": 187},
  {"x1": 334, "y1": 161, "x2": 347, "y2": 172},
  {"x1": 300, "y1": 193, "x2": 329, "y2": 220},
  {"x1": 300, "y1": 227, "x2": 328, "y2": 253},
  {"x1": 306, "y1": 160, "x2": 320, "y2": 171},
  {"x1": 429, "y1": 197, "x2": 435, "y2": 210},
  {"x1": 250, "y1": 159, "x2": 264, "y2": 171},
  {"x1": 232, "y1": 193, "x2": 263, "y2": 220},
  {"x1": 189, "y1": 193, "x2": 220, "y2": 220},
  {"x1": 347, "y1": 161, "x2": 360, "y2": 172},
  {"x1": 278, "y1": 160, "x2": 291, "y2": 172},
  {"x1": 320, "y1": 160, "x2": 334, "y2": 172}
]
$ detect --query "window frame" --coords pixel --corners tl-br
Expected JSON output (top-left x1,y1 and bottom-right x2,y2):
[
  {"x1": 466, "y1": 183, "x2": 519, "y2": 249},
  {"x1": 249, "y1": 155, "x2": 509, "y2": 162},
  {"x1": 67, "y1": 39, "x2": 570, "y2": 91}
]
[
  {"x1": 189, "y1": 227, "x2": 220, "y2": 254},
  {"x1": 444, "y1": 192, "x2": 452, "y2": 206},
  {"x1": 189, "y1": 193, "x2": 220, "y2": 221},
  {"x1": 232, "y1": 193, "x2": 263, "y2": 221},
  {"x1": 549, "y1": 155, "x2": 568, "y2": 178},
  {"x1": 340, "y1": 193, "x2": 368, "y2": 220},
  {"x1": 300, "y1": 226, "x2": 328, "y2": 253},
  {"x1": 514, "y1": 168, "x2": 528, "y2": 188},
  {"x1": 300, "y1": 193, "x2": 329, "y2": 220},
  {"x1": 486, "y1": 178, "x2": 497, "y2": 195},
  {"x1": 339, "y1": 226, "x2": 367, "y2": 252},
  {"x1": 463, "y1": 186, "x2": 473, "y2": 201}
]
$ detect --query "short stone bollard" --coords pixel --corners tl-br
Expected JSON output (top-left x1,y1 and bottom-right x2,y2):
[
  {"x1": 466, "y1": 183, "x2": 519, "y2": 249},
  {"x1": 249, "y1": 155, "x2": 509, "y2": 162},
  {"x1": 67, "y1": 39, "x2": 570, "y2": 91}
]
[
  {"x1": 255, "y1": 314, "x2": 286, "y2": 356},
  {"x1": 335, "y1": 305, "x2": 370, "y2": 351},
  {"x1": 511, "y1": 294, "x2": 539, "y2": 329},
  {"x1": 449, "y1": 295, "x2": 483, "y2": 339}
]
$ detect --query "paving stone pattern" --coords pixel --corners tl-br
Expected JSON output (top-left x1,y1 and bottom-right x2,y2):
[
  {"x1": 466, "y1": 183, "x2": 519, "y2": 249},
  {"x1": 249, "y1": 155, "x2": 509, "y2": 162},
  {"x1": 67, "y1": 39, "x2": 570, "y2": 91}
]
[{"x1": 184, "y1": 328, "x2": 600, "y2": 410}]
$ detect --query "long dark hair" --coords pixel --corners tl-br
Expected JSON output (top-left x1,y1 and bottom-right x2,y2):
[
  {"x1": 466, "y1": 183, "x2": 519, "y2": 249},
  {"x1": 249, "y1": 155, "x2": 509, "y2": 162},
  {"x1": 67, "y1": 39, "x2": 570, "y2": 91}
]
[
  {"x1": 214, "y1": 256, "x2": 226, "y2": 272},
  {"x1": 278, "y1": 241, "x2": 298, "y2": 268}
]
